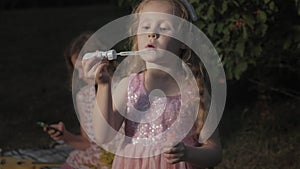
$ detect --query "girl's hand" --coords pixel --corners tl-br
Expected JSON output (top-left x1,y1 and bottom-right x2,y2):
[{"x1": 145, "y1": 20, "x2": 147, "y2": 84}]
[
  {"x1": 43, "y1": 121, "x2": 65, "y2": 141},
  {"x1": 82, "y1": 54, "x2": 110, "y2": 84},
  {"x1": 163, "y1": 142, "x2": 187, "y2": 164}
]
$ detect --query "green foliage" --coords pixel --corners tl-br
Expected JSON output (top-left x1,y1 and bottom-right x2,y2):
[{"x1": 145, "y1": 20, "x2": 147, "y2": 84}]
[
  {"x1": 195, "y1": 0, "x2": 299, "y2": 80},
  {"x1": 118, "y1": 0, "x2": 300, "y2": 80}
]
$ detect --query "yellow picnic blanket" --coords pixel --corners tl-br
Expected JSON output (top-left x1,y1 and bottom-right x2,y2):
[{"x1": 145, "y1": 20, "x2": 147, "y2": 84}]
[{"x1": 0, "y1": 157, "x2": 61, "y2": 169}]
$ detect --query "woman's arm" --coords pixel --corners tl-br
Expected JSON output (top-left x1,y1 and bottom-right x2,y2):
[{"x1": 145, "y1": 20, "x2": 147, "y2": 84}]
[
  {"x1": 62, "y1": 127, "x2": 91, "y2": 150},
  {"x1": 164, "y1": 129, "x2": 222, "y2": 168},
  {"x1": 46, "y1": 122, "x2": 91, "y2": 150}
]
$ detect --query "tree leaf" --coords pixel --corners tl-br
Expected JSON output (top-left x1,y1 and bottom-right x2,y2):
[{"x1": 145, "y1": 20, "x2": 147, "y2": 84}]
[
  {"x1": 257, "y1": 23, "x2": 268, "y2": 36},
  {"x1": 207, "y1": 4, "x2": 215, "y2": 19},
  {"x1": 221, "y1": 1, "x2": 228, "y2": 14},
  {"x1": 217, "y1": 23, "x2": 224, "y2": 33},
  {"x1": 208, "y1": 23, "x2": 216, "y2": 37},
  {"x1": 234, "y1": 61, "x2": 248, "y2": 79},
  {"x1": 253, "y1": 45, "x2": 262, "y2": 57},
  {"x1": 283, "y1": 38, "x2": 292, "y2": 50},
  {"x1": 235, "y1": 39, "x2": 246, "y2": 57},
  {"x1": 242, "y1": 26, "x2": 248, "y2": 39},
  {"x1": 189, "y1": 0, "x2": 199, "y2": 4},
  {"x1": 257, "y1": 11, "x2": 267, "y2": 23},
  {"x1": 232, "y1": 0, "x2": 240, "y2": 7},
  {"x1": 242, "y1": 14, "x2": 255, "y2": 30},
  {"x1": 269, "y1": 2, "x2": 275, "y2": 11},
  {"x1": 196, "y1": 22, "x2": 205, "y2": 29}
]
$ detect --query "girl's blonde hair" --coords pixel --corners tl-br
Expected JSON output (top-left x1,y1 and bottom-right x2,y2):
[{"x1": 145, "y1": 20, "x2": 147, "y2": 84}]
[{"x1": 129, "y1": 0, "x2": 210, "y2": 136}]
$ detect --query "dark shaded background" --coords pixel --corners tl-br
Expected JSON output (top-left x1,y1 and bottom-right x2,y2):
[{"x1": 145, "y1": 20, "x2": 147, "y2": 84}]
[
  {"x1": 0, "y1": 0, "x2": 127, "y2": 149},
  {"x1": 0, "y1": 0, "x2": 114, "y2": 9},
  {"x1": 0, "y1": 0, "x2": 299, "y2": 168}
]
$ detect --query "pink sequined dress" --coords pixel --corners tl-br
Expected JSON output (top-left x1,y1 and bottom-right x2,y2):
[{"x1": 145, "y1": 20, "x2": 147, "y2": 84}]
[{"x1": 112, "y1": 73, "x2": 201, "y2": 169}]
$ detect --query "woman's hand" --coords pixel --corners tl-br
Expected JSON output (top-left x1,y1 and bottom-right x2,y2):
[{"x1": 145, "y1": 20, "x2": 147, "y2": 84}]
[
  {"x1": 163, "y1": 142, "x2": 187, "y2": 164},
  {"x1": 81, "y1": 54, "x2": 110, "y2": 84},
  {"x1": 43, "y1": 121, "x2": 65, "y2": 141}
]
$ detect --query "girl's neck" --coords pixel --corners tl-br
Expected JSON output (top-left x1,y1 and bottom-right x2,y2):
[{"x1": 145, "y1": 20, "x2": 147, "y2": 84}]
[
  {"x1": 144, "y1": 68, "x2": 181, "y2": 97},
  {"x1": 145, "y1": 59, "x2": 181, "y2": 75}
]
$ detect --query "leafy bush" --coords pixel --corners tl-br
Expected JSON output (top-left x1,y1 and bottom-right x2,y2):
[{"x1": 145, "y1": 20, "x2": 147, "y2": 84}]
[{"x1": 118, "y1": 0, "x2": 300, "y2": 81}]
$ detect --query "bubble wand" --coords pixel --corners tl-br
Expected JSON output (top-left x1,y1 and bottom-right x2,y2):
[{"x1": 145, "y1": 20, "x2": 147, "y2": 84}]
[{"x1": 82, "y1": 50, "x2": 156, "y2": 61}]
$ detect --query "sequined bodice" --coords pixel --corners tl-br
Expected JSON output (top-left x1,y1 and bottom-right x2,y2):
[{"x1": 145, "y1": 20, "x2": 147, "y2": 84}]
[
  {"x1": 124, "y1": 73, "x2": 197, "y2": 146},
  {"x1": 125, "y1": 73, "x2": 180, "y2": 142}
]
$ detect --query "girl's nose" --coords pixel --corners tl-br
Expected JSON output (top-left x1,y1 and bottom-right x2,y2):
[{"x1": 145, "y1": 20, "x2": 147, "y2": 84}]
[{"x1": 147, "y1": 33, "x2": 158, "y2": 39}]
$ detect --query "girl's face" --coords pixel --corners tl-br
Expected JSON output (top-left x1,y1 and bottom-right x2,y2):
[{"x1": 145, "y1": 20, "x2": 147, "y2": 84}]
[{"x1": 137, "y1": 0, "x2": 183, "y2": 63}]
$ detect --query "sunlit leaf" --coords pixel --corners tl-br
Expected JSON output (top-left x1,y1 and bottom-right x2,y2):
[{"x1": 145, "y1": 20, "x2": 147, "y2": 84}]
[
  {"x1": 217, "y1": 23, "x2": 224, "y2": 33},
  {"x1": 221, "y1": 1, "x2": 228, "y2": 14},
  {"x1": 235, "y1": 39, "x2": 246, "y2": 57},
  {"x1": 253, "y1": 45, "x2": 262, "y2": 57},
  {"x1": 269, "y1": 2, "x2": 275, "y2": 10},
  {"x1": 234, "y1": 61, "x2": 248, "y2": 79},
  {"x1": 208, "y1": 23, "x2": 216, "y2": 36},
  {"x1": 207, "y1": 5, "x2": 215, "y2": 19},
  {"x1": 232, "y1": 0, "x2": 240, "y2": 7},
  {"x1": 257, "y1": 11, "x2": 267, "y2": 23},
  {"x1": 242, "y1": 15, "x2": 255, "y2": 30},
  {"x1": 242, "y1": 26, "x2": 248, "y2": 39}
]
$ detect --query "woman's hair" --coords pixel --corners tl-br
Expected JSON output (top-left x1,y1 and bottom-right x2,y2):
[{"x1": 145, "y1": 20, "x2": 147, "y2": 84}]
[
  {"x1": 129, "y1": 0, "x2": 210, "y2": 136},
  {"x1": 64, "y1": 32, "x2": 92, "y2": 90}
]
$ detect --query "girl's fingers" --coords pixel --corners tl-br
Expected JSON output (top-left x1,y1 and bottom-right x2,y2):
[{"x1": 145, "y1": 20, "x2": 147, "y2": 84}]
[
  {"x1": 43, "y1": 127, "x2": 47, "y2": 132},
  {"x1": 166, "y1": 158, "x2": 181, "y2": 164},
  {"x1": 85, "y1": 61, "x2": 109, "y2": 80},
  {"x1": 95, "y1": 62, "x2": 111, "y2": 84},
  {"x1": 164, "y1": 153, "x2": 184, "y2": 164},
  {"x1": 52, "y1": 130, "x2": 63, "y2": 137},
  {"x1": 48, "y1": 128, "x2": 60, "y2": 135},
  {"x1": 47, "y1": 125, "x2": 63, "y2": 136},
  {"x1": 82, "y1": 57, "x2": 106, "y2": 77},
  {"x1": 49, "y1": 129, "x2": 63, "y2": 141},
  {"x1": 164, "y1": 152, "x2": 184, "y2": 159},
  {"x1": 82, "y1": 57, "x2": 101, "y2": 70},
  {"x1": 164, "y1": 145, "x2": 184, "y2": 154},
  {"x1": 164, "y1": 147, "x2": 178, "y2": 154},
  {"x1": 96, "y1": 62, "x2": 109, "y2": 75},
  {"x1": 47, "y1": 128, "x2": 56, "y2": 135},
  {"x1": 163, "y1": 142, "x2": 186, "y2": 164},
  {"x1": 57, "y1": 121, "x2": 65, "y2": 131}
]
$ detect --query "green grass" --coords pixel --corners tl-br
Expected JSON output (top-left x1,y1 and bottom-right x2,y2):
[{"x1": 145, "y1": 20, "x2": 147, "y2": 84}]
[
  {"x1": 218, "y1": 129, "x2": 299, "y2": 169},
  {"x1": 216, "y1": 98, "x2": 299, "y2": 169}
]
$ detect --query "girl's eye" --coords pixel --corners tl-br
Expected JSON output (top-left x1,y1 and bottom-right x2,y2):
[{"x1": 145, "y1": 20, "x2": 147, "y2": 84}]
[
  {"x1": 141, "y1": 25, "x2": 150, "y2": 30},
  {"x1": 160, "y1": 23, "x2": 171, "y2": 32},
  {"x1": 160, "y1": 27, "x2": 170, "y2": 31}
]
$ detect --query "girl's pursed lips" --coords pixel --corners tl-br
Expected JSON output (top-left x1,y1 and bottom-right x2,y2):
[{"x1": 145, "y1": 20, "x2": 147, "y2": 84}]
[{"x1": 146, "y1": 43, "x2": 156, "y2": 48}]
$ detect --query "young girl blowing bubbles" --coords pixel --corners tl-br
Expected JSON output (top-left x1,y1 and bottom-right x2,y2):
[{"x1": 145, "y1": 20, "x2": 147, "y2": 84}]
[{"x1": 82, "y1": 0, "x2": 222, "y2": 168}]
